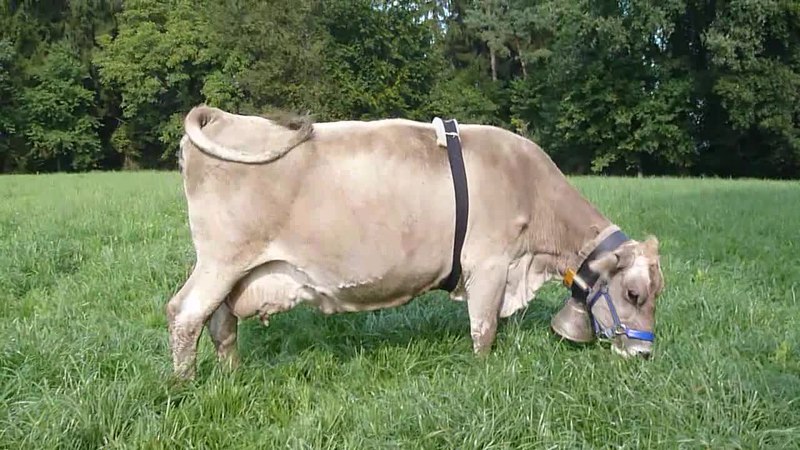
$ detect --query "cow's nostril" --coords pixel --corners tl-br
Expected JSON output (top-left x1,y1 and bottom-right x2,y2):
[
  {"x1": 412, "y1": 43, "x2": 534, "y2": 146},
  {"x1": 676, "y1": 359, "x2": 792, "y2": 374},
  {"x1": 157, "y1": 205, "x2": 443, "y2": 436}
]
[{"x1": 638, "y1": 349, "x2": 651, "y2": 360}]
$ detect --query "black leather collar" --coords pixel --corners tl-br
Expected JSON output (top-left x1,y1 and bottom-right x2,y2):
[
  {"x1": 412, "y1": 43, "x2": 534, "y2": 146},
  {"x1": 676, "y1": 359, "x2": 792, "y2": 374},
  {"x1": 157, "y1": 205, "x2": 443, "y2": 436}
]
[{"x1": 569, "y1": 229, "x2": 630, "y2": 302}]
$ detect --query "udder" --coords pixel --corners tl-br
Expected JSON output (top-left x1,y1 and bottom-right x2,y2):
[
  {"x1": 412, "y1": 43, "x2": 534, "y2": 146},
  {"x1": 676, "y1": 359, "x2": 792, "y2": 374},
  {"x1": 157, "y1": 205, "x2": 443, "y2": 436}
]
[
  {"x1": 225, "y1": 261, "x2": 314, "y2": 324},
  {"x1": 225, "y1": 259, "x2": 427, "y2": 323}
]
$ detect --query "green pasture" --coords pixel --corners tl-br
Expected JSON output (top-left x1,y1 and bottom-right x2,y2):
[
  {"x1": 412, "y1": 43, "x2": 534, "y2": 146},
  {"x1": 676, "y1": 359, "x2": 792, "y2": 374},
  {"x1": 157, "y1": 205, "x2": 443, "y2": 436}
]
[{"x1": 0, "y1": 172, "x2": 798, "y2": 448}]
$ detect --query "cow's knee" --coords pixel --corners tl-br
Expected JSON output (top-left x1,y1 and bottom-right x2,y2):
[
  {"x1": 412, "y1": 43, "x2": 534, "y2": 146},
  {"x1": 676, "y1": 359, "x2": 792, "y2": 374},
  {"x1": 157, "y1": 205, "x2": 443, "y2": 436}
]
[{"x1": 464, "y1": 258, "x2": 508, "y2": 356}]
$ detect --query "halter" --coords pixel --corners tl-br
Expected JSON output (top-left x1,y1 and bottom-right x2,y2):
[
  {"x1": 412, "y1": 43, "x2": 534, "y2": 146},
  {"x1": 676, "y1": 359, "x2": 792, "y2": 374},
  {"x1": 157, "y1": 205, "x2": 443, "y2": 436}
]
[
  {"x1": 586, "y1": 286, "x2": 655, "y2": 342},
  {"x1": 563, "y1": 229, "x2": 655, "y2": 343}
]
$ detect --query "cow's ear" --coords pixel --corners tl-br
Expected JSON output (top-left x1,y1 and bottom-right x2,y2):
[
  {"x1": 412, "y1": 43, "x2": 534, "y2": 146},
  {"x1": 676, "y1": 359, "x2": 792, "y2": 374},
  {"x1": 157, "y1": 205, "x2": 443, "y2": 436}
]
[
  {"x1": 643, "y1": 235, "x2": 660, "y2": 259},
  {"x1": 589, "y1": 246, "x2": 633, "y2": 275},
  {"x1": 588, "y1": 252, "x2": 619, "y2": 276}
]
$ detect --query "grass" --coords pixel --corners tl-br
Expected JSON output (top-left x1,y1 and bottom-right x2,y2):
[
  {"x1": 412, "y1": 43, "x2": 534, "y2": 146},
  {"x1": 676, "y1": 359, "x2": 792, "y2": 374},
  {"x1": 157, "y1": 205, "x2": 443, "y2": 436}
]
[{"x1": 0, "y1": 171, "x2": 798, "y2": 449}]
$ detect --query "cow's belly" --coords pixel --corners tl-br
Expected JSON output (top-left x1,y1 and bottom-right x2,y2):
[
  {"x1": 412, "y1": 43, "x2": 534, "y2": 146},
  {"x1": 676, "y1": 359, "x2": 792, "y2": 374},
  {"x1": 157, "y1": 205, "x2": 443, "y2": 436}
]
[{"x1": 226, "y1": 258, "x2": 429, "y2": 320}]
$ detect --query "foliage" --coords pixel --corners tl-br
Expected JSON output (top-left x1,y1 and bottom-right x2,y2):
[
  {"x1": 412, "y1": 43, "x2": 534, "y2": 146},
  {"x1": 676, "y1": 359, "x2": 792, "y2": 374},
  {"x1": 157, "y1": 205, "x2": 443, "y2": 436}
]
[
  {"x1": 0, "y1": 38, "x2": 17, "y2": 172},
  {"x1": 511, "y1": 0, "x2": 698, "y2": 174},
  {"x1": 93, "y1": 0, "x2": 217, "y2": 168},
  {"x1": 0, "y1": 0, "x2": 798, "y2": 177},
  {"x1": 20, "y1": 40, "x2": 101, "y2": 171},
  {"x1": 203, "y1": 0, "x2": 326, "y2": 116},
  {"x1": 701, "y1": 0, "x2": 800, "y2": 177},
  {"x1": 321, "y1": 0, "x2": 441, "y2": 121}
]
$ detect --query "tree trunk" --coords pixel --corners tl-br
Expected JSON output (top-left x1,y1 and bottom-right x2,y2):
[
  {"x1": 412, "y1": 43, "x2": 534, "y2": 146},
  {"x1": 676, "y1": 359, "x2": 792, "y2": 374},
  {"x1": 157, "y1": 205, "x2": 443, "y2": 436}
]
[
  {"x1": 490, "y1": 47, "x2": 497, "y2": 81},
  {"x1": 516, "y1": 38, "x2": 527, "y2": 79}
]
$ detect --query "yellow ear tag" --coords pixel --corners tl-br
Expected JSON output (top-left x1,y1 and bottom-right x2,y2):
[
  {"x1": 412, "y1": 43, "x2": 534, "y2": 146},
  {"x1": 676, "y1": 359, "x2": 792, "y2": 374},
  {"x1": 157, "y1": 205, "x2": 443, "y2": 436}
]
[{"x1": 564, "y1": 268, "x2": 576, "y2": 288}]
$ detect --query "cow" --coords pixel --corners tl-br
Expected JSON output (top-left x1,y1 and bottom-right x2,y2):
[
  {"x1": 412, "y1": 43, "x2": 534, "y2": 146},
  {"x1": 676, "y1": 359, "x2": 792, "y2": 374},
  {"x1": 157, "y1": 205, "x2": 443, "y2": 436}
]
[{"x1": 167, "y1": 105, "x2": 665, "y2": 380}]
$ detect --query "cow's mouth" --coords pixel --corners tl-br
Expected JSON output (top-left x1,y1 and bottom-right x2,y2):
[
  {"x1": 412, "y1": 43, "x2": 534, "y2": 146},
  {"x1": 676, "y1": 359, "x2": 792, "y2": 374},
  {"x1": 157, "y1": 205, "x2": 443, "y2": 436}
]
[{"x1": 612, "y1": 337, "x2": 653, "y2": 359}]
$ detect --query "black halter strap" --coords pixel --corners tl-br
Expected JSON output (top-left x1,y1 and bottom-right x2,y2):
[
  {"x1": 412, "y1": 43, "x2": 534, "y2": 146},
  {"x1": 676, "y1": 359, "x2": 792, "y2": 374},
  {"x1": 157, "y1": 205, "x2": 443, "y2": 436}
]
[
  {"x1": 440, "y1": 119, "x2": 469, "y2": 292},
  {"x1": 570, "y1": 229, "x2": 630, "y2": 302}
]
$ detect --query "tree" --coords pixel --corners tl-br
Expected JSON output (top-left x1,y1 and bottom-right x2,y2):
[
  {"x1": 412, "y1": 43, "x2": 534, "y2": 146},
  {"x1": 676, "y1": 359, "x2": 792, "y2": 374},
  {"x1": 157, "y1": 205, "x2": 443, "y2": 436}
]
[
  {"x1": 0, "y1": 39, "x2": 17, "y2": 172},
  {"x1": 94, "y1": 0, "x2": 218, "y2": 168},
  {"x1": 507, "y1": 0, "x2": 696, "y2": 175},
  {"x1": 203, "y1": 0, "x2": 326, "y2": 116},
  {"x1": 698, "y1": 0, "x2": 800, "y2": 177},
  {"x1": 20, "y1": 40, "x2": 102, "y2": 171},
  {"x1": 320, "y1": 0, "x2": 441, "y2": 120},
  {"x1": 0, "y1": 0, "x2": 797, "y2": 178},
  {"x1": 464, "y1": 0, "x2": 512, "y2": 82}
]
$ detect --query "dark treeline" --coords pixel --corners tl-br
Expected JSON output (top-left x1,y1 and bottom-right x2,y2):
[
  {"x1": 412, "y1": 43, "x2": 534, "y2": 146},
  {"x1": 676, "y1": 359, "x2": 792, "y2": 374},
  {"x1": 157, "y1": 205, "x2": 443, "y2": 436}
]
[{"x1": 1, "y1": 0, "x2": 799, "y2": 178}]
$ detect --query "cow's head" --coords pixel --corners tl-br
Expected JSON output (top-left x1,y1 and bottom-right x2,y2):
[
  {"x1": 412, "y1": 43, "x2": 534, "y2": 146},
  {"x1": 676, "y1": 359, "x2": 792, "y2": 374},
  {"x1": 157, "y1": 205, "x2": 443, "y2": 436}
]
[{"x1": 552, "y1": 234, "x2": 664, "y2": 358}]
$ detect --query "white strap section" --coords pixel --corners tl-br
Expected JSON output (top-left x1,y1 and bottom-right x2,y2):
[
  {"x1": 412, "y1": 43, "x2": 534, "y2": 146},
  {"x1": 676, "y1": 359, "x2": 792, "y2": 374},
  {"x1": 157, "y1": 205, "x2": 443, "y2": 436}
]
[{"x1": 432, "y1": 117, "x2": 460, "y2": 147}]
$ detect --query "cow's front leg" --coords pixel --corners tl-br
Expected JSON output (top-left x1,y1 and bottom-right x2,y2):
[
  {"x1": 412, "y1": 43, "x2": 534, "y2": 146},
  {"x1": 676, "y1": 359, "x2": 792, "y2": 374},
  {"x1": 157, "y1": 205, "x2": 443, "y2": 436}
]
[
  {"x1": 465, "y1": 257, "x2": 509, "y2": 356},
  {"x1": 206, "y1": 302, "x2": 240, "y2": 370},
  {"x1": 166, "y1": 263, "x2": 242, "y2": 380}
]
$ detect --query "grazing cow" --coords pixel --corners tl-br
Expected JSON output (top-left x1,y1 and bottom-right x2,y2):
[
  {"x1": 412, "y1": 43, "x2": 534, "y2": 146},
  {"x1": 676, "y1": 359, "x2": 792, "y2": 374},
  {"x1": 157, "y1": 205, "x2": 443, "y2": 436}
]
[{"x1": 167, "y1": 105, "x2": 665, "y2": 380}]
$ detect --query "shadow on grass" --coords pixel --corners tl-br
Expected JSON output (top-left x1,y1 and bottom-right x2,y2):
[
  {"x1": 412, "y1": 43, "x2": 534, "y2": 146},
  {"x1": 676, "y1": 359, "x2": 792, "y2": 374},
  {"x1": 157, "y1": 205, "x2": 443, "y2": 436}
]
[{"x1": 225, "y1": 288, "x2": 573, "y2": 370}]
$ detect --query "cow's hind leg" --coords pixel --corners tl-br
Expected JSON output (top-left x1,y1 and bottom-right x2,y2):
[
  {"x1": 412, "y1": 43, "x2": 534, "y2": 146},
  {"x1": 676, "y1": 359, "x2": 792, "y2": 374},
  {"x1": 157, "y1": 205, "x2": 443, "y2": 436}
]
[
  {"x1": 167, "y1": 263, "x2": 243, "y2": 380},
  {"x1": 206, "y1": 302, "x2": 239, "y2": 370},
  {"x1": 464, "y1": 257, "x2": 509, "y2": 355}
]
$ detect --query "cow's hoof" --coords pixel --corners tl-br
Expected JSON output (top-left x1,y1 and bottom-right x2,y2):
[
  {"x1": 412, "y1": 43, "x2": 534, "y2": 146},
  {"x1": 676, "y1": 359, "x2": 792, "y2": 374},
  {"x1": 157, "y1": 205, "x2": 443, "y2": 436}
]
[
  {"x1": 472, "y1": 344, "x2": 493, "y2": 358},
  {"x1": 219, "y1": 353, "x2": 241, "y2": 371},
  {"x1": 170, "y1": 363, "x2": 197, "y2": 383},
  {"x1": 167, "y1": 372, "x2": 195, "y2": 390}
]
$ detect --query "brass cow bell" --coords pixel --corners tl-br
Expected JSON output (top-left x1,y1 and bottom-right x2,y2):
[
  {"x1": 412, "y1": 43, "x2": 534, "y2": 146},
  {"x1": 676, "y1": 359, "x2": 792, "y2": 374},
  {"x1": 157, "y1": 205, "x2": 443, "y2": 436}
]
[{"x1": 551, "y1": 297, "x2": 595, "y2": 343}]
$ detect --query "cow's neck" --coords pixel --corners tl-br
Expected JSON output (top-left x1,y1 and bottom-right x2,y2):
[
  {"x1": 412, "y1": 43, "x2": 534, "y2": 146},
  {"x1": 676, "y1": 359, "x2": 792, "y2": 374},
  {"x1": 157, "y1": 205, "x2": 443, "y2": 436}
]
[{"x1": 545, "y1": 182, "x2": 615, "y2": 278}]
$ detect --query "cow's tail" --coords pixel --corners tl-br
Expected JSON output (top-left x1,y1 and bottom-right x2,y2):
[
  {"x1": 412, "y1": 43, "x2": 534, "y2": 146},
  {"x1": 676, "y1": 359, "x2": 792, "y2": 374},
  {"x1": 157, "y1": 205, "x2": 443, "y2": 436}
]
[{"x1": 183, "y1": 105, "x2": 313, "y2": 164}]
